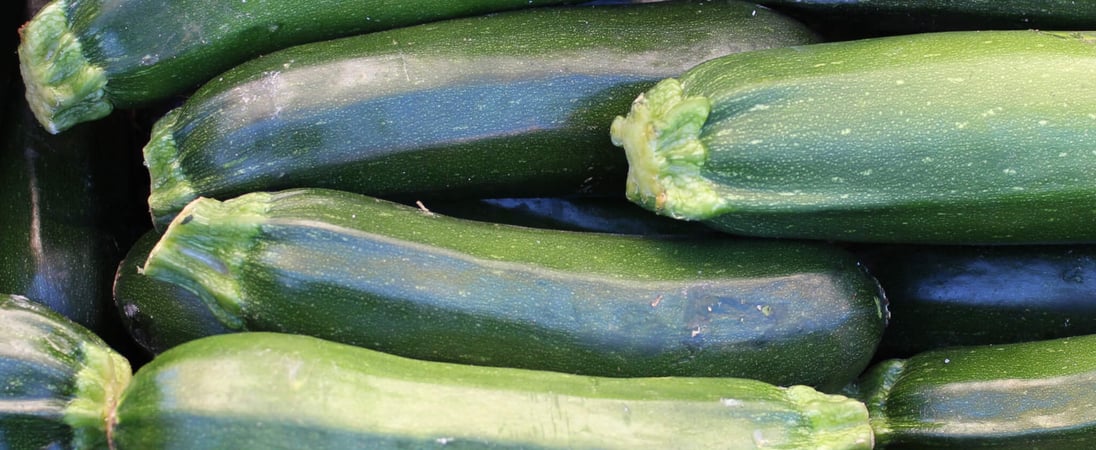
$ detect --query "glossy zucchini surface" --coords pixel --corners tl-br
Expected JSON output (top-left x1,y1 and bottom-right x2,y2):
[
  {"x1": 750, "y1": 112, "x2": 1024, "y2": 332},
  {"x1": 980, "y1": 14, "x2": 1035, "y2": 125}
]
[{"x1": 140, "y1": 188, "x2": 886, "y2": 390}]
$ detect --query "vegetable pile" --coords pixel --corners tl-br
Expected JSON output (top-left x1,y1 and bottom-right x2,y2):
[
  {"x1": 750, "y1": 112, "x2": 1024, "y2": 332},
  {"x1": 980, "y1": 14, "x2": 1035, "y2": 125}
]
[{"x1": 4, "y1": 0, "x2": 1096, "y2": 448}]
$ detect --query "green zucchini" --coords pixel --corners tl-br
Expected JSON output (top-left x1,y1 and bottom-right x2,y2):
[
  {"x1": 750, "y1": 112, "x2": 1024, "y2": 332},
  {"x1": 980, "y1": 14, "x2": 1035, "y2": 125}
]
[
  {"x1": 17, "y1": 0, "x2": 584, "y2": 133},
  {"x1": 610, "y1": 30, "x2": 1096, "y2": 244},
  {"x1": 0, "y1": 80, "x2": 136, "y2": 334},
  {"x1": 142, "y1": 0, "x2": 818, "y2": 229},
  {"x1": 113, "y1": 230, "x2": 234, "y2": 356},
  {"x1": 110, "y1": 331, "x2": 873, "y2": 449},
  {"x1": 139, "y1": 188, "x2": 886, "y2": 390},
  {"x1": 849, "y1": 334, "x2": 1096, "y2": 449},
  {"x1": 856, "y1": 244, "x2": 1096, "y2": 359},
  {"x1": 0, "y1": 293, "x2": 131, "y2": 449}
]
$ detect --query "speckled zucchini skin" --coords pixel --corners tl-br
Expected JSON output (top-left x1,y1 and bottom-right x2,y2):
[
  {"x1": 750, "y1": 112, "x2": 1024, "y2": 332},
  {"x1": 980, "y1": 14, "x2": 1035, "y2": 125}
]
[
  {"x1": 611, "y1": 30, "x2": 1096, "y2": 244},
  {"x1": 140, "y1": 188, "x2": 886, "y2": 391},
  {"x1": 0, "y1": 293, "x2": 131, "y2": 450},
  {"x1": 17, "y1": 0, "x2": 584, "y2": 132},
  {"x1": 141, "y1": 0, "x2": 818, "y2": 229},
  {"x1": 111, "y1": 332, "x2": 874, "y2": 449},
  {"x1": 851, "y1": 334, "x2": 1096, "y2": 449}
]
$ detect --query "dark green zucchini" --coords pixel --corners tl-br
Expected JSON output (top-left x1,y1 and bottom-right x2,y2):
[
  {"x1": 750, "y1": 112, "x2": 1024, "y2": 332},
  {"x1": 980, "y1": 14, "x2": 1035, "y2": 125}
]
[
  {"x1": 140, "y1": 188, "x2": 886, "y2": 390},
  {"x1": 17, "y1": 0, "x2": 584, "y2": 133},
  {"x1": 142, "y1": 0, "x2": 818, "y2": 229},
  {"x1": 856, "y1": 244, "x2": 1096, "y2": 359},
  {"x1": 0, "y1": 293, "x2": 131, "y2": 449},
  {"x1": 610, "y1": 30, "x2": 1096, "y2": 244},
  {"x1": 111, "y1": 331, "x2": 874, "y2": 449},
  {"x1": 849, "y1": 334, "x2": 1096, "y2": 449},
  {"x1": 113, "y1": 230, "x2": 234, "y2": 356},
  {"x1": 0, "y1": 80, "x2": 138, "y2": 334},
  {"x1": 757, "y1": 0, "x2": 1096, "y2": 38}
]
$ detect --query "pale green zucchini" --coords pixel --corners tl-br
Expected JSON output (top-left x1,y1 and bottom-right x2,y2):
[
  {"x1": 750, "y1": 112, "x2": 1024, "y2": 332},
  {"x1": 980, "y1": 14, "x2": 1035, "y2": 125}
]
[{"x1": 110, "y1": 332, "x2": 874, "y2": 449}]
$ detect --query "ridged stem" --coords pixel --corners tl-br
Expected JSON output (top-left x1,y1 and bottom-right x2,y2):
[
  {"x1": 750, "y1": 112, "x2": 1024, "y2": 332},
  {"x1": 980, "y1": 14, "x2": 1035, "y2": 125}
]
[
  {"x1": 610, "y1": 77, "x2": 725, "y2": 220},
  {"x1": 141, "y1": 193, "x2": 272, "y2": 330},
  {"x1": 18, "y1": 0, "x2": 111, "y2": 134},
  {"x1": 143, "y1": 108, "x2": 196, "y2": 231},
  {"x1": 784, "y1": 385, "x2": 875, "y2": 450},
  {"x1": 66, "y1": 342, "x2": 133, "y2": 450}
]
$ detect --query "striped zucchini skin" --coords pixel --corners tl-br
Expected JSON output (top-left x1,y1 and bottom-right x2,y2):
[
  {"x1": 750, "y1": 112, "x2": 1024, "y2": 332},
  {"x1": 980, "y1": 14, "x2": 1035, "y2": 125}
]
[
  {"x1": 112, "y1": 332, "x2": 874, "y2": 449},
  {"x1": 140, "y1": 188, "x2": 886, "y2": 391},
  {"x1": 142, "y1": 0, "x2": 818, "y2": 229},
  {"x1": 852, "y1": 334, "x2": 1096, "y2": 449},
  {"x1": 17, "y1": 0, "x2": 583, "y2": 133},
  {"x1": 0, "y1": 293, "x2": 131, "y2": 450},
  {"x1": 611, "y1": 30, "x2": 1096, "y2": 244}
]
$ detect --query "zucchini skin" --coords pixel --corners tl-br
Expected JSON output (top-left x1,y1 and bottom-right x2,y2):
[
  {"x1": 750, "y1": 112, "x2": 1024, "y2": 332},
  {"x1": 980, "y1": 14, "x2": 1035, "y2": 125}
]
[
  {"x1": 0, "y1": 293, "x2": 131, "y2": 450},
  {"x1": 0, "y1": 81, "x2": 135, "y2": 334},
  {"x1": 853, "y1": 334, "x2": 1096, "y2": 449},
  {"x1": 113, "y1": 231, "x2": 234, "y2": 356},
  {"x1": 140, "y1": 188, "x2": 886, "y2": 390},
  {"x1": 857, "y1": 244, "x2": 1096, "y2": 359},
  {"x1": 611, "y1": 30, "x2": 1096, "y2": 244},
  {"x1": 112, "y1": 331, "x2": 874, "y2": 449},
  {"x1": 142, "y1": 0, "x2": 818, "y2": 229},
  {"x1": 18, "y1": 0, "x2": 583, "y2": 133}
]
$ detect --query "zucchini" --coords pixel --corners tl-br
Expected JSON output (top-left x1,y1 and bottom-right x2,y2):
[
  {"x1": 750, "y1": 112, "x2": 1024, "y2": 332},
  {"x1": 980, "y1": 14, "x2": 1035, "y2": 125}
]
[
  {"x1": 610, "y1": 30, "x2": 1096, "y2": 244},
  {"x1": 113, "y1": 230, "x2": 234, "y2": 356},
  {"x1": 139, "y1": 188, "x2": 886, "y2": 390},
  {"x1": 0, "y1": 80, "x2": 135, "y2": 334},
  {"x1": 0, "y1": 293, "x2": 131, "y2": 449},
  {"x1": 142, "y1": 0, "x2": 818, "y2": 229},
  {"x1": 17, "y1": 0, "x2": 583, "y2": 133},
  {"x1": 850, "y1": 334, "x2": 1096, "y2": 449},
  {"x1": 111, "y1": 331, "x2": 874, "y2": 449},
  {"x1": 857, "y1": 244, "x2": 1096, "y2": 359}
]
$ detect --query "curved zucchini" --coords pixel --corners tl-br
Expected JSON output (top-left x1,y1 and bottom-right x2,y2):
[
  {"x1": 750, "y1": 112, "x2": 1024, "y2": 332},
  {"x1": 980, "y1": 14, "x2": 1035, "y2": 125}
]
[
  {"x1": 857, "y1": 244, "x2": 1096, "y2": 359},
  {"x1": 610, "y1": 30, "x2": 1096, "y2": 244},
  {"x1": 113, "y1": 230, "x2": 234, "y2": 356},
  {"x1": 0, "y1": 293, "x2": 131, "y2": 449},
  {"x1": 17, "y1": 0, "x2": 583, "y2": 133},
  {"x1": 139, "y1": 188, "x2": 886, "y2": 390},
  {"x1": 111, "y1": 331, "x2": 874, "y2": 449},
  {"x1": 142, "y1": 0, "x2": 818, "y2": 229},
  {"x1": 851, "y1": 334, "x2": 1096, "y2": 449}
]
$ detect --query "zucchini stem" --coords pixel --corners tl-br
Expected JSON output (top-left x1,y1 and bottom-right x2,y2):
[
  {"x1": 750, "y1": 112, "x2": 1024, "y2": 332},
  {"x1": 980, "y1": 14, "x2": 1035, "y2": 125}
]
[
  {"x1": 610, "y1": 78, "x2": 726, "y2": 221},
  {"x1": 64, "y1": 341, "x2": 133, "y2": 450},
  {"x1": 142, "y1": 194, "x2": 271, "y2": 330},
  {"x1": 144, "y1": 108, "x2": 197, "y2": 230},
  {"x1": 18, "y1": 1, "x2": 111, "y2": 134}
]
